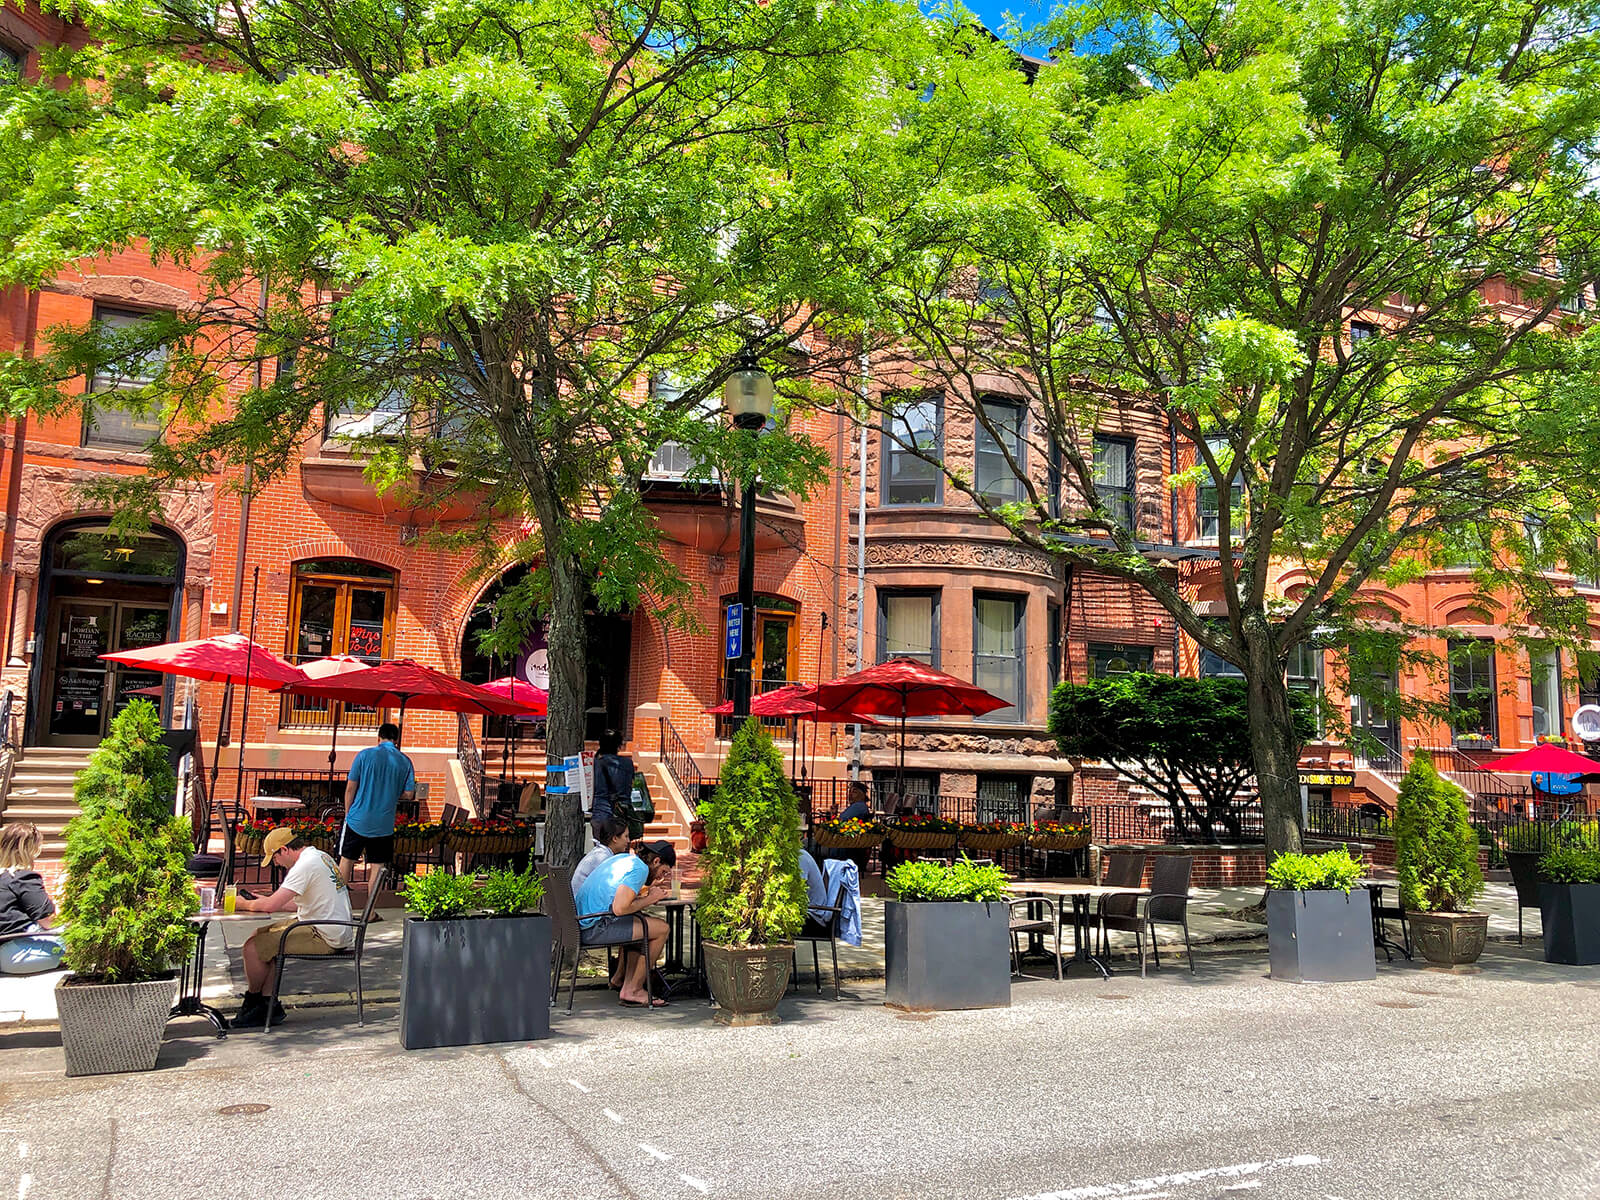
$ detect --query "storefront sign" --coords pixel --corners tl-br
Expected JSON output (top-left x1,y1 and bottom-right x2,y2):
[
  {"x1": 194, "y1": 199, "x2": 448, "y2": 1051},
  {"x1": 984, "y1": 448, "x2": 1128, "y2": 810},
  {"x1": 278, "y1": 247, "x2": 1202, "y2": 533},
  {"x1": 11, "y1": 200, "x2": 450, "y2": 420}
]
[{"x1": 1298, "y1": 770, "x2": 1355, "y2": 787}]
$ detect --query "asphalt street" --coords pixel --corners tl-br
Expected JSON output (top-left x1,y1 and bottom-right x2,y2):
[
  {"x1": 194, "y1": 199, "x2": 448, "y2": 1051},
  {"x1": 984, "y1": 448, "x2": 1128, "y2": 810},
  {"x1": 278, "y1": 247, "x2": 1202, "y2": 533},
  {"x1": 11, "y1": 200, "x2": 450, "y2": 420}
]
[{"x1": 1, "y1": 943, "x2": 1597, "y2": 1200}]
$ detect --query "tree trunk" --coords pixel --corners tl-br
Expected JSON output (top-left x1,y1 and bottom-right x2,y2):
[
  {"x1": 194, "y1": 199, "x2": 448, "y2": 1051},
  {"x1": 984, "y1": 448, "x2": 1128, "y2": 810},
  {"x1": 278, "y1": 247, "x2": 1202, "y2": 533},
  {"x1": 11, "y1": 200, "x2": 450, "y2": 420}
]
[
  {"x1": 543, "y1": 547, "x2": 588, "y2": 869},
  {"x1": 1242, "y1": 626, "x2": 1305, "y2": 861}
]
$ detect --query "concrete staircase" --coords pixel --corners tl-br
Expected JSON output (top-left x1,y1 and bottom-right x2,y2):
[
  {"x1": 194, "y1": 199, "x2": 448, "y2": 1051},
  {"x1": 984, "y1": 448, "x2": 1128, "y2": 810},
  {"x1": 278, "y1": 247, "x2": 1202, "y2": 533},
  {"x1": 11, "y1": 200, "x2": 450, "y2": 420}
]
[{"x1": 1, "y1": 747, "x2": 95, "y2": 874}]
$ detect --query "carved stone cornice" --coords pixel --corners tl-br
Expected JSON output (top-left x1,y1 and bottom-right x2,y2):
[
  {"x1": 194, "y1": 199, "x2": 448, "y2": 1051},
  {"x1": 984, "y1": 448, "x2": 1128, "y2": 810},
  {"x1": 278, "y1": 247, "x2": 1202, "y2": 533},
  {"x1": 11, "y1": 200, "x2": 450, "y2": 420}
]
[{"x1": 853, "y1": 537, "x2": 1064, "y2": 580}]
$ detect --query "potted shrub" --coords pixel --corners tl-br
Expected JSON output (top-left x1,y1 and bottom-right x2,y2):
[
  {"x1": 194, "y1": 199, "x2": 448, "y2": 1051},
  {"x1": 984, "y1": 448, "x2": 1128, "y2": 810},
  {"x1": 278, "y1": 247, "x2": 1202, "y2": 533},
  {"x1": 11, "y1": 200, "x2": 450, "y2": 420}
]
[
  {"x1": 1535, "y1": 846, "x2": 1600, "y2": 965},
  {"x1": 55, "y1": 701, "x2": 198, "y2": 1076},
  {"x1": 695, "y1": 719, "x2": 808, "y2": 1026},
  {"x1": 1394, "y1": 755, "x2": 1487, "y2": 965},
  {"x1": 398, "y1": 865, "x2": 550, "y2": 1049},
  {"x1": 1264, "y1": 847, "x2": 1374, "y2": 983},
  {"x1": 883, "y1": 858, "x2": 1012, "y2": 1011}
]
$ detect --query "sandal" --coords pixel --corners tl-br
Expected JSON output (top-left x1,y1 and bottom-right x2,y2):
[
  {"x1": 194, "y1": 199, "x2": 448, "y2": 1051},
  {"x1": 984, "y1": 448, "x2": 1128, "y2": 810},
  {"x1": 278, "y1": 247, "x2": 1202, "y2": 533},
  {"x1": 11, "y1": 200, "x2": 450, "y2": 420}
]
[{"x1": 619, "y1": 996, "x2": 669, "y2": 1008}]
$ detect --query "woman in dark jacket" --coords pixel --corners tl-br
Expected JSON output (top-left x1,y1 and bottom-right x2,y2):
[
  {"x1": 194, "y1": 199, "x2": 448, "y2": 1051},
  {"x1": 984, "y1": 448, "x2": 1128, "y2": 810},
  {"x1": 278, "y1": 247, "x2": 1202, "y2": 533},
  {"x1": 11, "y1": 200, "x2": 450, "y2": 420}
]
[
  {"x1": 591, "y1": 729, "x2": 638, "y2": 840},
  {"x1": 0, "y1": 822, "x2": 64, "y2": 975}
]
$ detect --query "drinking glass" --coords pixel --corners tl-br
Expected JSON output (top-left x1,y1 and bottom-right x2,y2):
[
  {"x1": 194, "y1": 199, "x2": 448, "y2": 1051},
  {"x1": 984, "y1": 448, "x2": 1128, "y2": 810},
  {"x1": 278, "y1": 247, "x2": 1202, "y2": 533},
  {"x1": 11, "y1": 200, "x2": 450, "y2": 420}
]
[
  {"x1": 223, "y1": 884, "x2": 238, "y2": 915},
  {"x1": 200, "y1": 886, "x2": 216, "y2": 912}
]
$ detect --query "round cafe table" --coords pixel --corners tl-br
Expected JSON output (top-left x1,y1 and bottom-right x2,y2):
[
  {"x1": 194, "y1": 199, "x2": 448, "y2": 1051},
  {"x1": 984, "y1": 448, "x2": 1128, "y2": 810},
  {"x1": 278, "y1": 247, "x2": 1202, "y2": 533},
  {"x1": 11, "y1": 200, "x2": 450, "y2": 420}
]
[{"x1": 173, "y1": 910, "x2": 280, "y2": 1037}]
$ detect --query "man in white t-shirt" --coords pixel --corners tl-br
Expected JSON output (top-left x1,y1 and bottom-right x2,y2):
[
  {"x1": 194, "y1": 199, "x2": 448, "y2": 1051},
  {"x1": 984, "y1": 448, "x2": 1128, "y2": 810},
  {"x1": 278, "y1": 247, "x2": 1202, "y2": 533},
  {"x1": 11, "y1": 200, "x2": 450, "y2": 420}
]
[{"x1": 231, "y1": 827, "x2": 355, "y2": 1028}]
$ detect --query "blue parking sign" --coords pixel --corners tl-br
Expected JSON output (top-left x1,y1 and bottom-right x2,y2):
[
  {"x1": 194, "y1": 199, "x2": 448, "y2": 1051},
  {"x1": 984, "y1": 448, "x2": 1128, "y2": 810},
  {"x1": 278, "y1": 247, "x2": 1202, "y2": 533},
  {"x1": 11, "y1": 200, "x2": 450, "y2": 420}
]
[{"x1": 725, "y1": 603, "x2": 743, "y2": 660}]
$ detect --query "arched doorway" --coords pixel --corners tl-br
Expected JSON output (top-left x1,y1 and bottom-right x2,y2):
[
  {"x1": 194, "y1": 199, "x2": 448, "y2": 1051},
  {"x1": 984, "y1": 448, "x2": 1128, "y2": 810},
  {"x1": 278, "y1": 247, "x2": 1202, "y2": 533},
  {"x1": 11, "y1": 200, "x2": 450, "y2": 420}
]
[
  {"x1": 460, "y1": 566, "x2": 633, "y2": 745},
  {"x1": 30, "y1": 520, "x2": 185, "y2": 746}
]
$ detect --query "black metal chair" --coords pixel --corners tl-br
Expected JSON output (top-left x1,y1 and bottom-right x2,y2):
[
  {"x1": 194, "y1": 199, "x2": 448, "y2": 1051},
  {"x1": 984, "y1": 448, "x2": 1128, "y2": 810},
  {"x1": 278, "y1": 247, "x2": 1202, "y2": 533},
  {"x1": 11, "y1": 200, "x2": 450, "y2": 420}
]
[
  {"x1": 1095, "y1": 850, "x2": 1147, "y2": 958},
  {"x1": 792, "y1": 876, "x2": 851, "y2": 1000},
  {"x1": 544, "y1": 864, "x2": 653, "y2": 1012},
  {"x1": 1505, "y1": 852, "x2": 1542, "y2": 944},
  {"x1": 265, "y1": 865, "x2": 387, "y2": 1030},
  {"x1": 1369, "y1": 883, "x2": 1412, "y2": 961},
  {"x1": 1008, "y1": 896, "x2": 1062, "y2": 981},
  {"x1": 1144, "y1": 855, "x2": 1196, "y2": 975}
]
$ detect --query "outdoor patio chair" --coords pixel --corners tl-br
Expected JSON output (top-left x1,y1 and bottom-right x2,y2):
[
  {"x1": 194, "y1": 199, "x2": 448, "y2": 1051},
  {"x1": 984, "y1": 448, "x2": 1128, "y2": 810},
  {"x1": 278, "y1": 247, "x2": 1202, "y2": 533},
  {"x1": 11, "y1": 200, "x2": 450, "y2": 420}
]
[
  {"x1": 1007, "y1": 896, "x2": 1062, "y2": 981},
  {"x1": 1095, "y1": 850, "x2": 1147, "y2": 959},
  {"x1": 792, "y1": 875, "x2": 850, "y2": 1000},
  {"x1": 1505, "y1": 852, "x2": 1542, "y2": 944},
  {"x1": 544, "y1": 864, "x2": 653, "y2": 1012},
  {"x1": 1144, "y1": 855, "x2": 1196, "y2": 976},
  {"x1": 264, "y1": 865, "x2": 387, "y2": 1031},
  {"x1": 1370, "y1": 884, "x2": 1412, "y2": 961}
]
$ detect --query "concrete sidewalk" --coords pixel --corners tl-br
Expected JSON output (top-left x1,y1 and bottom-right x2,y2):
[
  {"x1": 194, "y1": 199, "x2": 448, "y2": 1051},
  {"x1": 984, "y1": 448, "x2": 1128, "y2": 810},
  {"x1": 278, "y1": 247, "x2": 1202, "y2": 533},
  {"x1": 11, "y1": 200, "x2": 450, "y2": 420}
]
[{"x1": 0, "y1": 880, "x2": 1543, "y2": 1026}]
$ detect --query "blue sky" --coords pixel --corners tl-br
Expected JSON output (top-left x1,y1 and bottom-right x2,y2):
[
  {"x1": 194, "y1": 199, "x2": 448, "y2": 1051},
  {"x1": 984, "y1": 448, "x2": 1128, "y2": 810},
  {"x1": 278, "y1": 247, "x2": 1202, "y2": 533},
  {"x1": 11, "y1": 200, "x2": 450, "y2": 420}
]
[{"x1": 933, "y1": 0, "x2": 1060, "y2": 56}]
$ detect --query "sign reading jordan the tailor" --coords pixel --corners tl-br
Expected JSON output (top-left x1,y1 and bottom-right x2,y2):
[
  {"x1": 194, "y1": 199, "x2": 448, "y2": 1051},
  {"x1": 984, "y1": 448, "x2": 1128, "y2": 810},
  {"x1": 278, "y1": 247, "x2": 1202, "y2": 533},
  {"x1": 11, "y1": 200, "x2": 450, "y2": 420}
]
[{"x1": 725, "y1": 603, "x2": 743, "y2": 660}]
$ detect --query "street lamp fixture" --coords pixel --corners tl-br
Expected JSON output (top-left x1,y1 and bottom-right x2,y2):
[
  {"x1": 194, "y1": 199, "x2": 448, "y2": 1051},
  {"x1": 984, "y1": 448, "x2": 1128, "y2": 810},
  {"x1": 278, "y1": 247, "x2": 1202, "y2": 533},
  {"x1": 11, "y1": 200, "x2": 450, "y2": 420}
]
[
  {"x1": 723, "y1": 349, "x2": 774, "y2": 431},
  {"x1": 722, "y1": 349, "x2": 773, "y2": 720}
]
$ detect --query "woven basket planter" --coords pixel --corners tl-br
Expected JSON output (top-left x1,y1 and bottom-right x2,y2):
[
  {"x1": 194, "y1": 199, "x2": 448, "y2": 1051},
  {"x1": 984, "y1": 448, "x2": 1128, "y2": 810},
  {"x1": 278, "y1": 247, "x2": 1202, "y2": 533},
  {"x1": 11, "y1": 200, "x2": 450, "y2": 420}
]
[
  {"x1": 960, "y1": 830, "x2": 1026, "y2": 854},
  {"x1": 56, "y1": 975, "x2": 178, "y2": 1077},
  {"x1": 303, "y1": 832, "x2": 337, "y2": 853},
  {"x1": 447, "y1": 832, "x2": 532, "y2": 856},
  {"x1": 814, "y1": 829, "x2": 884, "y2": 851},
  {"x1": 887, "y1": 829, "x2": 959, "y2": 852},
  {"x1": 1029, "y1": 832, "x2": 1091, "y2": 852},
  {"x1": 394, "y1": 831, "x2": 443, "y2": 856},
  {"x1": 237, "y1": 833, "x2": 265, "y2": 858}
]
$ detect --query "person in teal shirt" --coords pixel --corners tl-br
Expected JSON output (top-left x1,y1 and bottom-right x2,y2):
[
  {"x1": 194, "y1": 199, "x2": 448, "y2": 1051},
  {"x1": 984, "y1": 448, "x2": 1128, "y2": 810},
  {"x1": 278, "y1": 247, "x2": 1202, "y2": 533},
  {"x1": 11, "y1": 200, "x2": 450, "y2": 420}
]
[
  {"x1": 575, "y1": 846, "x2": 670, "y2": 1007},
  {"x1": 338, "y1": 722, "x2": 416, "y2": 886}
]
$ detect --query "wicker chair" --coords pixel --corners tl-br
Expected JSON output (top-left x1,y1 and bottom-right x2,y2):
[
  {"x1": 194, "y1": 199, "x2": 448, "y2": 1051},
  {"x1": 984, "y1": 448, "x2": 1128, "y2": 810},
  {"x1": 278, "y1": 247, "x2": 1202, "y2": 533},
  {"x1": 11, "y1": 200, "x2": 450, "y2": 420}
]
[
  {"x1": 544, "y1": 864, "x2": 652, "y2": 1012},
  {"x1": 1094, "y1": 850, "x2": 1148, "y2": 960}
]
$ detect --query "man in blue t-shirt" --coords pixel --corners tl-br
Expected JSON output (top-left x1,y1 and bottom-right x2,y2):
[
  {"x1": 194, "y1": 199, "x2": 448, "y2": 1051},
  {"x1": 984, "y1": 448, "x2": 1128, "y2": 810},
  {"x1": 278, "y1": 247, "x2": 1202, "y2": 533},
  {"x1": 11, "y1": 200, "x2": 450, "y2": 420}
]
[
  {"x1": 575, "y1": 846, "x2": 670, "y2": 1007},
  {"x1": 338, "y1": 722, "x2": 417, "y2": 886}
]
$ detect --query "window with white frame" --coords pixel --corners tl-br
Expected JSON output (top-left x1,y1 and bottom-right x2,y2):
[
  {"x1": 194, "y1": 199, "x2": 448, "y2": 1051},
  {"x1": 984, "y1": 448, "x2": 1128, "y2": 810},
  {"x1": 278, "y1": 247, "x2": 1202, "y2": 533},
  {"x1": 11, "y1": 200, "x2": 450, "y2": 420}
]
[
  {"x1": 645, "y1": 374, "x2": 721, "y2": 483},
  {"x1": 1287, "y1": 641, "x2": 1324, "y2": 733},
  {"x1": 1531, "y1": 647, "x2": 1562, "y2": 741},
  {"x1": 1448, "y1": 638, "x2": 1496, "y2": 743},
  {"x1": 1197, "y1": 434, "x2": 1242, "y2": 541},
  {"x1": 82, "y1": 307, "x2": 168, "y2": 450}
]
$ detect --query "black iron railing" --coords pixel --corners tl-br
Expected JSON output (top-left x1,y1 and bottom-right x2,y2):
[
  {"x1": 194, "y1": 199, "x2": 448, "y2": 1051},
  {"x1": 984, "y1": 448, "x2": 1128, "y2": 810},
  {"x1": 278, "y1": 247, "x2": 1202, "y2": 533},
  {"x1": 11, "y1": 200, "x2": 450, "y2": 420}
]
[
  {"x1": 661, "y1": 715, "x2": 707, "y2": 812},
  {"x1": 239, "y1": 767, "x2": 349, "y2": 818}
]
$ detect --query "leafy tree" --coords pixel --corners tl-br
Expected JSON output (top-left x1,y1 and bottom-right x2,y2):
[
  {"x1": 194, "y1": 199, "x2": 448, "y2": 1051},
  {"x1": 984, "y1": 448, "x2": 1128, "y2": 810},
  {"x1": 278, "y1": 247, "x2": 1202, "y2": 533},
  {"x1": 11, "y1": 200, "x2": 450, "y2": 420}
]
[
  {"x1": 59, "y1": 700, "x2": 198, "y2": 982},
  {"x1": 1049, "y1": 674, "x2": 1315, "y2": 842},
  {"x1": 1394, "y1": 753, "x2": 1484, "y2": 913},
  {"x1": 0, "y1": 0, "x2": 952, "y2": 865},
  {"x1": 870, "y1": 0, "x2": 1600, "y2": 857},
  {"x1": 694, "y1": 718, "x2": 806, "y2": 946}
]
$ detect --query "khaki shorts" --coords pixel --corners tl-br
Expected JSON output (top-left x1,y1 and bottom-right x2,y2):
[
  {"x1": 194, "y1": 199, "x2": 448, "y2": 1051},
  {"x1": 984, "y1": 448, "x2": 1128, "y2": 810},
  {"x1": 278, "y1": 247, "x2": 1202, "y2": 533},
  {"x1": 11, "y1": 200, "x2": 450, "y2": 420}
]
[{"x1": 246, "y1": 920, "x2": 342, "y2": 964}]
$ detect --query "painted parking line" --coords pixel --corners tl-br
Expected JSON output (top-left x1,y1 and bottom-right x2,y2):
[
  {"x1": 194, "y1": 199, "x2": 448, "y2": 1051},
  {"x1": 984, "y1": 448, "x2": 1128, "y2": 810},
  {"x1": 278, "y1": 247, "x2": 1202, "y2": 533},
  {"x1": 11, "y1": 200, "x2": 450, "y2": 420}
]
[
  {"x1": 1009, "y1": 1154, "x2": 1323, "y2": 1200},
  {"x1": 639, "y1": 1143, "x2": 672, "y2": 1162},
  {"x1": 567, "y1": 1079, "x2": 591, "y2": 1094},
  {"x1": 679, "y1": 1173, "x2": 709, "y2": 1194},
  {"x1": 603, "y1": 1109, "x2": 624, "y2": 1125}
]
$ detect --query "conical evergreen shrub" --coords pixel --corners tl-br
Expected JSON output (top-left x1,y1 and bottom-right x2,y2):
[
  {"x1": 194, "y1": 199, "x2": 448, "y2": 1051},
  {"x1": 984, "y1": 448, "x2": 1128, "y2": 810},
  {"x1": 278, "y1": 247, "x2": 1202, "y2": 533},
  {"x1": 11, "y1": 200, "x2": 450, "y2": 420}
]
[
  {"x1": 58, "y1": 700, "x2": 197, "y2": 981},
  {"x1": 694, "y1": 718, "x2": 806, "y2": 946},
  {"x1": 1394, "y1": 752, "x2": 1484, "y2": 913}
]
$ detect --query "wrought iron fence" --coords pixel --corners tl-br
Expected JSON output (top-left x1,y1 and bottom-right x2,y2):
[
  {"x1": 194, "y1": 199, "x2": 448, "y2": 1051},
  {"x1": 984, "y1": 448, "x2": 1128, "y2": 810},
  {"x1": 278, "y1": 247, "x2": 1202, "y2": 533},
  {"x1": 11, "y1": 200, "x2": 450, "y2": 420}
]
[
  {"x1": 661, "y1": 715, "x2": 708, "y2": 813},
  {"x1": 456, "y1": 712, "x2": 484, "y2": 813},
  {"x1": 238, "y1": 768, "x2": 349, "y2": 818}
]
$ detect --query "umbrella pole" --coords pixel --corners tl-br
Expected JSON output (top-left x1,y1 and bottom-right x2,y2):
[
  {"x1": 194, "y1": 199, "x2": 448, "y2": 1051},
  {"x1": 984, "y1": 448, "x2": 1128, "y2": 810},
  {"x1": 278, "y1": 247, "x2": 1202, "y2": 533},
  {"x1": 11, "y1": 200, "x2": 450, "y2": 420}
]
[
  {"x1": 326, "y1": 711, "x2": 341, "y2": 811},
  {"x1": 506, "y1": 673, "x2": 515, "y2": 786},
  {"x1": 231, "y1": 567, "x2": 261, "y2": 825}
]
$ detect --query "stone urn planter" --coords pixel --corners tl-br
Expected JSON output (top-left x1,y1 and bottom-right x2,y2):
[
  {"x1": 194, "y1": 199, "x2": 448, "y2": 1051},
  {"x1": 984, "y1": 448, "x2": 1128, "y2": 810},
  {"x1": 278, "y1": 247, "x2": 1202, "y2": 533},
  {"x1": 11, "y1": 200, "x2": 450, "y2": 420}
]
[
  {"x1": 1538, "y1": 883, "x2": 1600, "y2": 965},
  {"x1": 884, "y1": 900, "x2": 1011, "y2": 1011},
  {"x1": 701, "y1": 942, "x2": 793, "y2": 1026},
  {"x1": 400, "y1": 914, "x2": 552, "y2": 1049},
  {"x1": 56, "y1": 975, "x2": 178, "y2": 1077},
  {"x1": 1408, "y1": 911, "x2": 1489, "y2": 966},
  {"x1": 1266, "y1": 889, "x2": 1375, "y2": 983}
]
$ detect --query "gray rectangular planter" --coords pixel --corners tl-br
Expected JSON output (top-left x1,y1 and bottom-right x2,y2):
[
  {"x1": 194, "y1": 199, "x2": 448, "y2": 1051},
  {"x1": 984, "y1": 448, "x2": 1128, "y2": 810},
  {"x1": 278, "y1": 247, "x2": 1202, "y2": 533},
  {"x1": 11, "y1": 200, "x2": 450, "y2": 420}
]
[
  {"x1": 401, "y1": 914, "x2": 552, "y2": 1049},
  {"x1": 1266, "y1": 888, "x2": 1375, "y2": 983},
  {"x1": 884, "y1": 900, "x2": 1010, "y2": 1011},
  {"x1": 1538, "y1": 883, "x2": 1600, "y2": 965}
]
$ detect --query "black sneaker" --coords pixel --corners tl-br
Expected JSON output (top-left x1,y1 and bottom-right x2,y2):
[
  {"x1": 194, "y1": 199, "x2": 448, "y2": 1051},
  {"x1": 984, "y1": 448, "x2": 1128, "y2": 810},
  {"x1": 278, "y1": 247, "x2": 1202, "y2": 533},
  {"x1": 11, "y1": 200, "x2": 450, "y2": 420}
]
[{"x1": 229, "y1": 999, "x2": 287, "y2": 1029}]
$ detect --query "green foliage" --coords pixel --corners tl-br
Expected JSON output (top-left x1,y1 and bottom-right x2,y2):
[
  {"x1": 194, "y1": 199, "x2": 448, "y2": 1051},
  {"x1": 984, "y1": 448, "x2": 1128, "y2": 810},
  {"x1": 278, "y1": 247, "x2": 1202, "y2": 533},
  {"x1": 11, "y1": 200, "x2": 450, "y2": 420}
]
[
  {"x1": 1264, "y1": 848, "x2": 1364, "y2": 893},
  {"x1": 694, "y1": 719, "x2": 807, "y2": 946},
  {"x1": 884, "y1": 858, "x2": 1010, "y2": 903},
  {"x1": 1049, "y1": 675, "x2": 1315, "y2": 840},
  {"x1": 1537, "y1": 847, "x2": 1600, "y2": 885},
  {"x1": 479, "y1": 867, "x2": 545, "y2": 917},
  {"x1": 1502, "y1": 820, "x2": 1600, "y2": 855},
  {"x1": 1394, "y1": 754, "x2": 1484, "y2": 913},
  {"x1": 399, "y1": 869, "x2": 480, "y2": 920},
  {"x1": 58, "y1": 700, "x2": 197, "y2": 982}
]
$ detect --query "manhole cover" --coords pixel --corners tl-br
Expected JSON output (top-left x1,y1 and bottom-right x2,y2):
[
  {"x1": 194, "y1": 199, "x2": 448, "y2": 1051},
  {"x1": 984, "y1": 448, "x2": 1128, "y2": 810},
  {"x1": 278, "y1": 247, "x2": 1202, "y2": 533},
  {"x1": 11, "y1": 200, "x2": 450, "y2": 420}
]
[
  {"x1": 1375, "y1": 1000, "x2": 1420, "y2": 1010},
  {"x1": 1096, "y1": 994, "x2": 1131, "y2": 1001},
  {"x1": 218, "y1": 1103, "x2": 271, "y2": 1116}
]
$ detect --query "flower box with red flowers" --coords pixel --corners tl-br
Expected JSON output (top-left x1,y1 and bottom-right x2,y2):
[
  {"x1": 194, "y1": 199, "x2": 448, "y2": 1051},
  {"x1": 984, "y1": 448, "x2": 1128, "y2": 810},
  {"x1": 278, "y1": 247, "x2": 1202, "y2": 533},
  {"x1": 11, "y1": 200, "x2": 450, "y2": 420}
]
[
  {"x1": 885, "y1": 813, "x2": 961, "y2": 851},
  {"x1": 959, "y1": 821, "x2": 1029, "y2": 853},
  {"x1": 1029, "y1": 818, "x2": 1091, "y2": 852}
]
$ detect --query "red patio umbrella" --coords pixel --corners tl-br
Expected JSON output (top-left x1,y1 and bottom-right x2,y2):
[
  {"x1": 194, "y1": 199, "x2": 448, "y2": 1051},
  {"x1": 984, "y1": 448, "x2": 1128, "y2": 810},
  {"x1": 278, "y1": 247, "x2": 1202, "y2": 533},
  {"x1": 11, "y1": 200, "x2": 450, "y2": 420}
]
[
  {"x1": 811, "y1": 658, "x2": 1009, "y2": 795},
  {"x1": 1481, "y1": 742, "x2": 1600, "y2": 776},
  {"x1": 284, "y1": 658, "x2": 532, "y2": 743},
  {"x1": 100, "y1": 632, "x2": 306, "y2": 813},
  {"x1": 708, "y1": 685, "x2": 881, "y2": 781},
  {"x1": 291, "y1": 656, "x2": 373, "y2": 796}
]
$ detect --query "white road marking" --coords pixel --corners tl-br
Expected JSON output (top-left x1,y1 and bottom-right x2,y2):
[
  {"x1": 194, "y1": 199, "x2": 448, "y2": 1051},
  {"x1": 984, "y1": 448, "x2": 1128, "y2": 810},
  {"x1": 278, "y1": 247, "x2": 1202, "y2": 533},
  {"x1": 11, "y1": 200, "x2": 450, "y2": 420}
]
[
  {"x1": 679, "y1": 1173, "x2": 709, "y2": 1193},
  {"x1": 603, "y1": 1109, "x2": 623, "y2": 1125},
  {"x1": 1222, "y1": 1184, "x2": 1262, "y2": 1192},
  {"x1": 567, "y1": 1079, "x2": 590, "y2": 1094},
  {"x1": 640, "y1": 1142, "x2": 672, "y2": 1162},
  {"x1": 18, "y1": 1173, "x2": 32, "y2": 1200},
  {"x1": 1010, "y1": 1154, "x2": 1323, "y2": 1200},
  {"x1": 536, "y1": 1053, "x2": 554, "y2": 1067}
]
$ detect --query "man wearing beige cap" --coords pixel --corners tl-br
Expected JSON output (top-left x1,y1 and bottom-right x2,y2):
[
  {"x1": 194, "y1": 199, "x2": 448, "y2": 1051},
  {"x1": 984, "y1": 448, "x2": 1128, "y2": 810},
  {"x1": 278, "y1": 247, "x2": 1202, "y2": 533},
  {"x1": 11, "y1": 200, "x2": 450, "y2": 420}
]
[{"x1": 231, "y1": 827, "x2": 354, "y2": 1029}]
